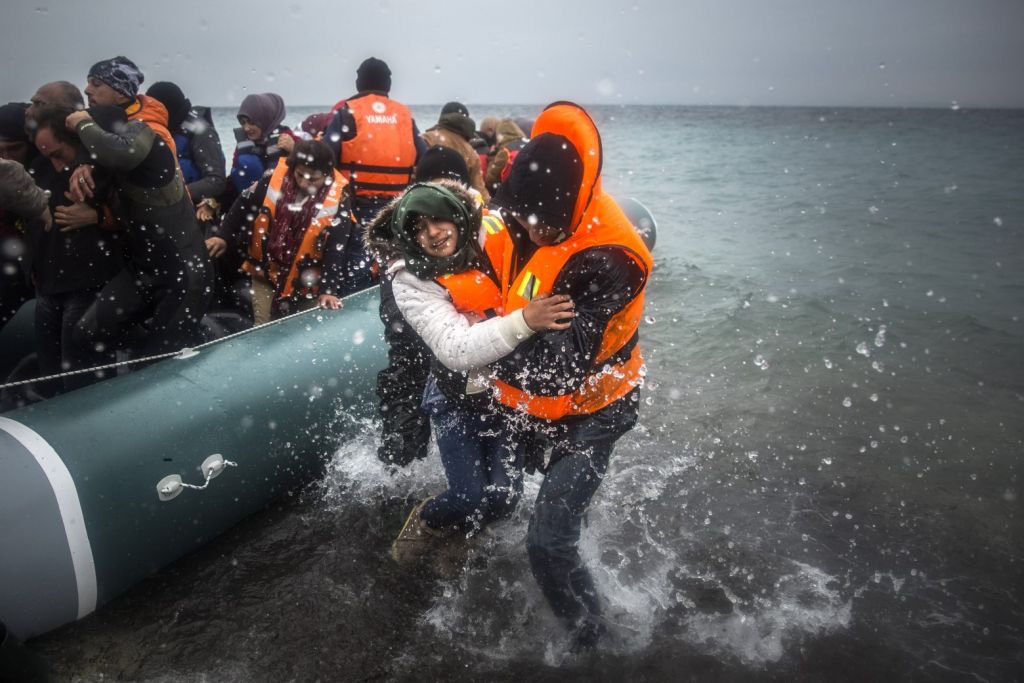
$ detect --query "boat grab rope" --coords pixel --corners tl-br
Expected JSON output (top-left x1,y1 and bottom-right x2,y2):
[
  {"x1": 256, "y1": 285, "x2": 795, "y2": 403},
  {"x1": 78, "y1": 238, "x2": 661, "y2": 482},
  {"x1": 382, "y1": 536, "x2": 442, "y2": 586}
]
[{"x1": 0, "y1": 302, "x2": 337, "y2": 392}]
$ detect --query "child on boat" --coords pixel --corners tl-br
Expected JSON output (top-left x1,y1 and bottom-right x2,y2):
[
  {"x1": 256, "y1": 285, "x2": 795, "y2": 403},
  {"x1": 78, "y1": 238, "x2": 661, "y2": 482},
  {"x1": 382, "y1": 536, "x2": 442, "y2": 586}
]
[{"x1": 364, "y1": 180, "x2": 573, "y2": 565}]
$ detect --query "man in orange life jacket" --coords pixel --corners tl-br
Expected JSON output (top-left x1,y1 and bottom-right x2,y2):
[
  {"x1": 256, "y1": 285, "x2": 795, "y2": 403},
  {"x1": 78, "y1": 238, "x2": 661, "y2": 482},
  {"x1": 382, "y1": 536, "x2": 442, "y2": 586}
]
[
  {"x1": 489, "y1": 101, "x2": 653, "y2": 652},
  {"x1": 323, "y1": 57, "x2": 427, "y2": 295}
]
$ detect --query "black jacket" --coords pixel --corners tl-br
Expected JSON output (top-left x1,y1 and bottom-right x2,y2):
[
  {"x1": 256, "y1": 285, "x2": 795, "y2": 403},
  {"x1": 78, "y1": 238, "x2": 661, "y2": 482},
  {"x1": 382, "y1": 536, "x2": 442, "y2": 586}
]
[{"x1": 27, "y1": 156, "x2": 122, "y2": 296}]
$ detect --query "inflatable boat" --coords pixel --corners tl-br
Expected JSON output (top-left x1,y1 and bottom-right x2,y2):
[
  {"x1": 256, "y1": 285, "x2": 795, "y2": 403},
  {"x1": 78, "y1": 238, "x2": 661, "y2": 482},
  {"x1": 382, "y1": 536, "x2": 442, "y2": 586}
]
[
  {"x1": 0, "y1": 287, "x2": 387, "y2": 640},
  {"x1": 0, "y1": 198, "x2": 657, "y2": 641}
]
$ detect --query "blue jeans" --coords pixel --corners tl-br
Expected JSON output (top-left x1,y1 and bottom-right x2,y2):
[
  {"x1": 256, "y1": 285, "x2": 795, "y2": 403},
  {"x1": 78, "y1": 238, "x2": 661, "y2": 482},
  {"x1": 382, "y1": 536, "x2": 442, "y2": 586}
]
[
  {"x1": 419, "y1": 377, "x2": 525, "y2": 534},
  {"x1": 526, "y1": 434, "x2": 616, "y2": 629}
]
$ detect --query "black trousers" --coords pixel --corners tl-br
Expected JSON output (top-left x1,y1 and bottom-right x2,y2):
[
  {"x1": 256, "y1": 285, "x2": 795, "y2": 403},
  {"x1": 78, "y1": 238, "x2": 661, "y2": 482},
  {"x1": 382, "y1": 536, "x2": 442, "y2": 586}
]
[
  {"x1": 0, "y1": 250, "x2": 31, "y2": 331},
  {"x1": 74, "y1": 264, "x2": 212, "y2": 360},
  {"x1": 34, "y1": 289, "x2": 115, "y2": 394},
  {"x1": 375, "y1": 273, "x2": 431, "y2": 467}
]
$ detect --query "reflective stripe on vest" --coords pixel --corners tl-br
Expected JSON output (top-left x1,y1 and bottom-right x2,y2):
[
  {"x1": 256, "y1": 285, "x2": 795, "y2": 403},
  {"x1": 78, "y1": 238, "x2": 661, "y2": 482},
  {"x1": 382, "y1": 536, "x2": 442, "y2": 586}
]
[
  {"x1": 338, "y1": 94, "x2": 415, "y2": 197},
  {"x1": 243, "y1": 159, "x2": 349, "y2": 299}
]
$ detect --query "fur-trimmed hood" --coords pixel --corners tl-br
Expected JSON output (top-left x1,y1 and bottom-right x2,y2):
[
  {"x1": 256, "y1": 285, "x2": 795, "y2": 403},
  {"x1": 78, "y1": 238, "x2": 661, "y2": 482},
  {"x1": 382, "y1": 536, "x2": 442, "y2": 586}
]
[{"x1": 363, "y1": 178, "x2": 481, "y2": 266}]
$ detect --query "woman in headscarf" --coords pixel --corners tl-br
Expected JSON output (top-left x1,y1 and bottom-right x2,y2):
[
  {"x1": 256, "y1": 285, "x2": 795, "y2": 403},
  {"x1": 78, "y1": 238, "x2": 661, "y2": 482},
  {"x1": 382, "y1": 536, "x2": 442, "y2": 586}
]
[{"x1": 227, "y1": 92, "x2": 297, "y2": 198}]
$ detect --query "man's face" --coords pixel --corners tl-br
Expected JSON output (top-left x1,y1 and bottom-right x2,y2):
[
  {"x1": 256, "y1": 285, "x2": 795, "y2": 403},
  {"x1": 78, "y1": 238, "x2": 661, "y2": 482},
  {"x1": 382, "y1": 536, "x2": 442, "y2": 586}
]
[
  {"x1": 292, "y1": 164, "x2": 327, "y2": 196},
  {"x1": 515, "y1": 213, "x2": 564, "y2": 246},
  {"x1": 85, "y1": 77, "x2": 127, "y2": 107},
  {"x1": 34, "y1": 127, "x2": 76, "y2": 172},
  {"x1": 0, "y1": 139, "x2": 29, "y2": 165}
]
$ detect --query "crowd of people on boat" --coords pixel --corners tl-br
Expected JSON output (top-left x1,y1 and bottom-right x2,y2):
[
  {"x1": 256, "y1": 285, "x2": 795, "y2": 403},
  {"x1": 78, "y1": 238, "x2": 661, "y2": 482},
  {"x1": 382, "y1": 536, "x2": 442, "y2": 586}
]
[{"x1": 0, "y1": 55, "x2": 652, "y2": 653}]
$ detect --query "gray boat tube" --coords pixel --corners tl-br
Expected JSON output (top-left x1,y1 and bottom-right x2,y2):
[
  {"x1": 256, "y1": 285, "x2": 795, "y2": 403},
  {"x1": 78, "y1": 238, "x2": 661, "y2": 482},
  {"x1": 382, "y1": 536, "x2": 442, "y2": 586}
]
[
  {"x1": 0, "y1": 287, "x2": 387, "y2": 640},
  {"x1": 0, "y1": 200, "x2": 657, "y2": 640}
]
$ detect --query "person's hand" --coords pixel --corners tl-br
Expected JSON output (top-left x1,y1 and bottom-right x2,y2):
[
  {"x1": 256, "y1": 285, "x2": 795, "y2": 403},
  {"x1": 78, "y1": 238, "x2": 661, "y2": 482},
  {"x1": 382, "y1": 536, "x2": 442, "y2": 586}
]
[
  {"x1": 40, "y1": 206, "x2": 53, "y2": 233},
  {"x1": 196, "y1": 201, "x2": 217, "y2": 222},
  {"x1": 277, "y1": 134, "x2": 294, "y2": 154},
  {"x1": 65, "y1": 110, "x2": 91, "y2": 130},
  {"x1": 205, "y1": 236, "x2": 227, "y2": 258},
  {"x1": 54, "y1": 201, "x2": 98, "y2": 232},
  {"x1": 318, "y1": 294, "x2": 342, "y2": 310},
  {"x1": 68, "y1": 165, "x2": 95, "y2": 202},
  {"x1": 522, "y1": 293, "x2": 574, "y2": 332}
]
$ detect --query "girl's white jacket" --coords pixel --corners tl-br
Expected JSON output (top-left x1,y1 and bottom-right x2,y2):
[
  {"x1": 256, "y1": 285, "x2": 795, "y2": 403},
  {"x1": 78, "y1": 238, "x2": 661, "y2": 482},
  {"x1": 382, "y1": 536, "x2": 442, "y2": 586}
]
[{"x1": 389, "y1": 260, "x2": 535, "y2": 394}]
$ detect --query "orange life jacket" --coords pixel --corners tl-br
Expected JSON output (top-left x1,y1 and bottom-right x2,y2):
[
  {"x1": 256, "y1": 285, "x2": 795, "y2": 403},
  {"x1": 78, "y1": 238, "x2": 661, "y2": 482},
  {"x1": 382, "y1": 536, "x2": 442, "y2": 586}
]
[
  {"x1": 491, "y1": 103, "x2": 654, "y2": 420},
  {"x1": 430, "y1": 216, "x2": 507, "y2": 400},
  {"x1": 433, "y1": 212, "x2": 508, "y2": 319},
  {"x1": 125, "y1": 95, "x2": 177, "y2": 159},
  {"x1": 337, "y1": 94, "x2": 416, "y2": 197},
  {"x1": 242, "y1": 159, "x2": 349, "y2": 300}
]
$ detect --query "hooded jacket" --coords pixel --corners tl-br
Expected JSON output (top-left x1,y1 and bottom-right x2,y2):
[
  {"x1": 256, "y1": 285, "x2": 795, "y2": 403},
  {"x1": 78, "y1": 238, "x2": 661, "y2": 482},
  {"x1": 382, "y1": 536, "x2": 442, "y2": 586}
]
[
  {"x1": 365, "y1": 179, "x2": 533, "y2": 403},
  {"x1": 490, "y1": 101, "x2": 653, "y2": 425}
]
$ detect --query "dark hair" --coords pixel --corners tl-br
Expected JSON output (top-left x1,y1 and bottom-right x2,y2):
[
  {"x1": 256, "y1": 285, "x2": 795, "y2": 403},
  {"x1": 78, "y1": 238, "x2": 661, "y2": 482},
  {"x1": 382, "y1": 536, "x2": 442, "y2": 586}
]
[
  {"x1": 51, "y1": 81, "x2": 85, "y2": 110},
  {"x1": 286, "y1": 139, "x2": 334, "y2": 176},
  {"x1": 31, "y1": 107, "x2": 77, "y2": 146}
]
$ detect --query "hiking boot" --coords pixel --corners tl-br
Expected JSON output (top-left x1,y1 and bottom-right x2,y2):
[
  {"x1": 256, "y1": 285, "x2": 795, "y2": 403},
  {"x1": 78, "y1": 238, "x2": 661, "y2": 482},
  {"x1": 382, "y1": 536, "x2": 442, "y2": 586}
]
[
  {"x1": 433, "y1": 530, "x2": 482, "y2": 579},
  {"x1": 391, "y1": 498, "x2": 444, "y2": 565}
]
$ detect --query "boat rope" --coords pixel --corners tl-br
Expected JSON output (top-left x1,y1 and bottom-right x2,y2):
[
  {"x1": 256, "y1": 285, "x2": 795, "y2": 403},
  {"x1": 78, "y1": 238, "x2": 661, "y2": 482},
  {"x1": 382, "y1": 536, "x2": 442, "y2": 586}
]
[{"x1": 0, "y1": 303, "x2": 331, "y2": 392}]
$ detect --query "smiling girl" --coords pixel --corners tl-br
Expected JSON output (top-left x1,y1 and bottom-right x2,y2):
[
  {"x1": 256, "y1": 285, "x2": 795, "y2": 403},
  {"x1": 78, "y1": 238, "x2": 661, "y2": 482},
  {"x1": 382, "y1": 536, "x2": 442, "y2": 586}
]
[{"x1": 365, "y1": 180, "x2": 574, "y2": 566}]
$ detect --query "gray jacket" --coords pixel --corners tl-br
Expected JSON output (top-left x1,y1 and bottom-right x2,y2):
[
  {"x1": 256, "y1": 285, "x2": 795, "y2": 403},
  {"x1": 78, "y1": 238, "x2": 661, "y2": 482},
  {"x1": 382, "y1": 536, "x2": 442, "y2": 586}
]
[{"x1": 0, "y1": 159, "x2": 48, "y2": 218}]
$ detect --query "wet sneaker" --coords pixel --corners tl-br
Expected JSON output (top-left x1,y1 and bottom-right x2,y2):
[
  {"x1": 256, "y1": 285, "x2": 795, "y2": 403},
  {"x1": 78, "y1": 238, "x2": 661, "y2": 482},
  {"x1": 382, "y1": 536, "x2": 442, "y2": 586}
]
[{"x1": 390, "y1": 498, "x2": 443, "y2": 565}]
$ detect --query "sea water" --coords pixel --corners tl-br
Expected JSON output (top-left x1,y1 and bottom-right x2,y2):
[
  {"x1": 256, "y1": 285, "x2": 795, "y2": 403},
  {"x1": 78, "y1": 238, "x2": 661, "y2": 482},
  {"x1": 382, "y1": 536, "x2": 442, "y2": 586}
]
[{"x1": 35, "y1": 105, "x2": 1024, "y2": 681}]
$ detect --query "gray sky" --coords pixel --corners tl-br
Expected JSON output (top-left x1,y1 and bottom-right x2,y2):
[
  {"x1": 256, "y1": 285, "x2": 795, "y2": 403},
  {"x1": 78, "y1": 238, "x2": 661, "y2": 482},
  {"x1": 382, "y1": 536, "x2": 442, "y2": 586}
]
[{"x1": 2, "y1": 0, "x2": 1022, "y2": 108}]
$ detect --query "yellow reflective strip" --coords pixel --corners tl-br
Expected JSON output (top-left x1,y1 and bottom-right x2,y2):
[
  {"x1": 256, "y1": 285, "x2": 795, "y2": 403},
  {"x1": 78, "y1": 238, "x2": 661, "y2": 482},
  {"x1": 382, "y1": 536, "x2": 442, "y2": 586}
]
[
  {"x1": 482, "y1": 215, "x2": 504, "y2": 235},
  {"x1": 517, "y1": 272, "x2": 540, "y2": 300}
]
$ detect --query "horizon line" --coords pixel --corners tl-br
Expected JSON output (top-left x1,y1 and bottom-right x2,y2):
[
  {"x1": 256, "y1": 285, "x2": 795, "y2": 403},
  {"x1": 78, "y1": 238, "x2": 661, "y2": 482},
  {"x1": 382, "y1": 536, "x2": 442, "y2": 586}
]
[{"x1": 205, "y1": 101, "x2": 1024, "y2": 112}]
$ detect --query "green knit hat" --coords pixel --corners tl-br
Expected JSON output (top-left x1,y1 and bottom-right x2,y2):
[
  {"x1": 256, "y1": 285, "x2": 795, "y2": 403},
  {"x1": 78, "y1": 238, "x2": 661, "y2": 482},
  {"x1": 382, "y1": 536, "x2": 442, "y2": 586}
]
[{"x1": 390, "y1": 183, "x2": 481, "y2": 279}]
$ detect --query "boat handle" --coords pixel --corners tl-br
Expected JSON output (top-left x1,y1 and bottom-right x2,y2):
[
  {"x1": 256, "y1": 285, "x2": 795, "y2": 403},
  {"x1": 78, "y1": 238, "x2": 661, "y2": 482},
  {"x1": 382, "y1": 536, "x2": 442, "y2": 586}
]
[{"x1": 156, "y1": 453, "x2": 238, "y2": 502}]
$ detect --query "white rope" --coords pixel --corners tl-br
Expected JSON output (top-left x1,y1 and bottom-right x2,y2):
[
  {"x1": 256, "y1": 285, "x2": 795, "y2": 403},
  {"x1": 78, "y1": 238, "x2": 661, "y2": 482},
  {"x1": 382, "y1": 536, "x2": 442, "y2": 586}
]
[
  {"x1": 178, "y1": 458, "x2": 238, "y2": 491},
  {"x1": 0, "y1": 302, "x2": 336, "y2": 392}
]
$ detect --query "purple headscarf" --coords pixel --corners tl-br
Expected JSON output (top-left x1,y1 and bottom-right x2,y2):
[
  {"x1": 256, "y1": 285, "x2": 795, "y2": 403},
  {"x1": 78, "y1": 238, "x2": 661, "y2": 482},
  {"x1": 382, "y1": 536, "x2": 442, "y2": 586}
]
[{"x1": 237, "y1": 93, "x2": 286, "y2": 143}]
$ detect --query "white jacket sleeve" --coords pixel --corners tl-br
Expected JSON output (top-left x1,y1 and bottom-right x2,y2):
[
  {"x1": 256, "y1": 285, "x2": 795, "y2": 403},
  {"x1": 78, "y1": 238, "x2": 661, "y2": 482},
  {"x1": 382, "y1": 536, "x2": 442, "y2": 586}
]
[{"x1": 392, "y1": 268, "x2": 535, "y2": 372}]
